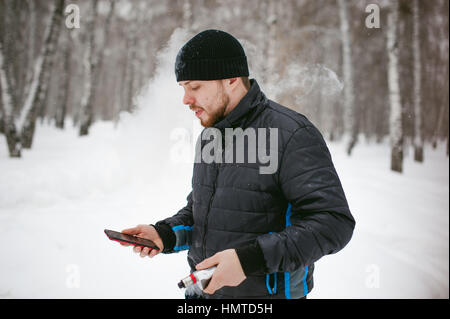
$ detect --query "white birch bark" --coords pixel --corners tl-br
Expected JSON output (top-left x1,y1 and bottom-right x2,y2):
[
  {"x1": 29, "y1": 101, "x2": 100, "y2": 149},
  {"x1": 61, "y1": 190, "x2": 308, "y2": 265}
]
[
  {"x1": 124, "y1": 7, "x2": 139, "y2": 113},
  {"x1": 267, "y1": 1, "x2": 278, "y2": 78},
  {"x1": 265, "y1": 0, "x2": 279, "y2": 95},
  {"x1": 338, "y1": 0, "x2": 357, "y2": 155},
  {"x1": 412, "y1": 0, "x2": 423, "y2": 162},
  {"x1": 0, "y1": 43, "x2": 21, "y2": 157},
  {"x1": 79, "y1": 0, "x2": 99, "y2": 136},
  {"x1": 55, "y1": 27, "x2": 72, "y2": 129},
  {"x1": 20, "y1": 0, "x2": 65, "y2": 148},
  {"x1": 432, "y1": 91, "x2": 448, "y2": 149},
  {"x1": 92, "y1": 0, "x2": 115, "y2": 112},
  {"x1": 386, "y1": 0, "x2": 403, "y2": 172},
  {"x1": 27, "y1": 0, "x2": 36, "y2": 85},
  {"x1": 17, "y1": 55, "x2": 44, "y2": 131}
]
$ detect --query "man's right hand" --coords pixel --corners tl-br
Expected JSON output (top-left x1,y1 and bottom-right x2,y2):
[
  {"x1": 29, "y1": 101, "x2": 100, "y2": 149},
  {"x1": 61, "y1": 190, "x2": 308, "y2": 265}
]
[{"x1": 121, "y1": 224, "x2": 164, "y2": 259}]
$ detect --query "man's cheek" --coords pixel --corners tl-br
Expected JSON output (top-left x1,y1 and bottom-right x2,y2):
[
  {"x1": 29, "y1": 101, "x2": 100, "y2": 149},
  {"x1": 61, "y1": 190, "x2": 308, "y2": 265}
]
[{"x1": 203, "y1": 95, "x2": 212, "y2": 105}]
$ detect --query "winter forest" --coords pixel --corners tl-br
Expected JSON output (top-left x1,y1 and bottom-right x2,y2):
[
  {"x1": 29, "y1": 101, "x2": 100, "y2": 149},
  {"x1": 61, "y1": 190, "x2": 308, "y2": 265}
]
[
  {"x1": 0, "y1": 0, "x2": 449, "y2": 299},
  {"x1": 0, "y1": 0, "x2": 449, "y2": 170}
]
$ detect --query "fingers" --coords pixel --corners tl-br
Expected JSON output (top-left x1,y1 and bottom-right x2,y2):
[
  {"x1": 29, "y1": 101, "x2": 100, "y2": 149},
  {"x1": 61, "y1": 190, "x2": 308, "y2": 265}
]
[
  {"x1": 197, "y1": 254, "x2": 220, "y2": 294},
  {"x1": 133, "y1": 246, "x2": 142, "y2": 254},
  {"x1": 133, "y1": 245, "x2": 159, "y2": 259},
  {"x1": 121, "y1": 225, "x2": 142, "y2": 235},
  {"x1": 122, "y1": 225, "x2": 160, "y2": 259},
  {"x1": 149, "y1": 248, "x2": 160, "y2": 258},
  {"x1": 196, "y1": 254, "x2": 219, "y2": 270},
  {"x1": 203, "y1": 273, "x2": 222, "y2": 295},
  {"x1": 140, "y1": 247, "x2": 150, "y2": 257}
]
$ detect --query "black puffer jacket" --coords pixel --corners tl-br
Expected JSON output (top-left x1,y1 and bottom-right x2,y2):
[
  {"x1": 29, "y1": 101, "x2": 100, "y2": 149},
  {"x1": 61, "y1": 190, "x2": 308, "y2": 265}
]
[{"x1": 155, "y1": 79, "x2": 355, "y2": 299}]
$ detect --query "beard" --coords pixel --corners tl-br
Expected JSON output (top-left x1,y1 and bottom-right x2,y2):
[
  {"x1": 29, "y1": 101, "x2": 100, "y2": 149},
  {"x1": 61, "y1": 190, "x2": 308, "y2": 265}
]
[{"x1": 194, "y1": 88, "x2": 230, "y2": 128}]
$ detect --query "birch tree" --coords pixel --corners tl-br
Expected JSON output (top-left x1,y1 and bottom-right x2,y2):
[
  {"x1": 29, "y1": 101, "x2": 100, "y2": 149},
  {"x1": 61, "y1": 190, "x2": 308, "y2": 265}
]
[
  {"x1": 432, "y1": 85, "x2": 449, "y2": 151},
  {"x1": 338, "y1": 0, "x2": 357, "y2": 156},
  {"x1": 124, "y1": 8, "x2": 139, "y2": 113},
  {"x1": 260, "y1": 0, "x2": 279, "y2": 94},
  {"x1": 0, "y1": 102, "x2": 4, "y2": 134},
  {"x1": 19, "y1": 0, "x2": 65, "y2": 148},
  {"x1": 412, "y1": 0, "x2": 423, "y2": 162},
  {"x1": 0, "y1": 43, "x2": 21, "y2": 157},
  {"x1": 26, "y1": 0, "x2": 36, "y2": 90},
  {"x1": 91, "y1": 0, "x2": 115, "y2": 116},
  {"x1": 266, "y1": 0, "x2": 278, "y2": 82},
  {"x1": 386, "y1": 0, "x2": 403, "y2": 173},
  {"x1": 55, "y1": 26, "x2": 72, "y2": 130},
  {"x1": 79, "y1": 0, "x2": 99, "y2": 136}
]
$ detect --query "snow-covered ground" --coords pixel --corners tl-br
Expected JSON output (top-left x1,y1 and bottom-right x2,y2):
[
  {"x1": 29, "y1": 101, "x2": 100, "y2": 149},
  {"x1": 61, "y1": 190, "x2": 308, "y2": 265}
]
[
  {"x1": 0, "y1": 29, "x2": 448, "y2": 299},
  {"x1": 0, "y1": 121, "x2": 448, "y2": 299}
]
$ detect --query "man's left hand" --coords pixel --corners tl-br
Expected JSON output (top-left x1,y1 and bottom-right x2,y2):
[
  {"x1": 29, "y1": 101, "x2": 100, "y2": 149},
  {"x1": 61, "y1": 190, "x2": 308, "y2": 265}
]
[{"x1": 195, "y1": 249, "x2": 246, "y2": 295}]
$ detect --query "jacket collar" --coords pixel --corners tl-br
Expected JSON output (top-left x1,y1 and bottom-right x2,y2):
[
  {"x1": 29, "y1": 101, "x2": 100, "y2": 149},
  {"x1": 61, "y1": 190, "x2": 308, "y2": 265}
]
[{"x1": 213, "y1": 78, "x2": 267, "y2": 130}]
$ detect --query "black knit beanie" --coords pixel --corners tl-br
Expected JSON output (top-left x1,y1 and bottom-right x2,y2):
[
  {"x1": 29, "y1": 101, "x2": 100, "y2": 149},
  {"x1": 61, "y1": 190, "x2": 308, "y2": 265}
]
[{"x1": 175, "y1": 29, "x2": 249, "y2": 82}]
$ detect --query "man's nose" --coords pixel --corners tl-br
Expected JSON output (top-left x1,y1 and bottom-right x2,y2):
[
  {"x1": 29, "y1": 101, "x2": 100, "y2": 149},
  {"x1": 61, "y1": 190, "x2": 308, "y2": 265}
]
[{"x1": 183, "y1": 93, "x2": 195, "y2": 106}]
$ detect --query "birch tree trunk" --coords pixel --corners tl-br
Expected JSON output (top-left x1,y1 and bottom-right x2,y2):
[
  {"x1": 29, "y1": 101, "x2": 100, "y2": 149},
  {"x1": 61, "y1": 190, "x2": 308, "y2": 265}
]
[
  {"x1": 92, "y1": 0, "x2": 115, "y2": 118},
  {"x1": 338, "y1": 0, "x2": 357, "y2": 155},
  {"x1": 26, "y1": 0, "x2": 36, "y2": 85},
  {"x1": 412, "y1": 0, "x2": 423, "y2": 162},
  {"x1": 22, "y1": 0, "x2": 37, "y2": 113},
  {"x1": 55, "y1": 27, "x2": 72, "y2": 129},
  {"x1": 432, "y1": 63, "x2": 449, "y2": 151},
  {"x1": 266, "y1": 0, "x2": 278, "y2": 82},
  {"x1": 0, "y1": 103, "x2": 4, "y2": 134},
  {"x1": 261, "y1": 0, "x2": 278, "y2": 93},
  {"x1": 432, "y1": 91, "x2": 448, "y2": 148},
  {"x1": 125, "y1": 8, "x2": 140, "y2": 113},
  {"x1": 119, "y1": 44, "x2": 129, "y2": 117},
  {"x1": 79, "y1": 0, "x2": 99, "y2": 136},
  {"x1": 386, "y1": 0, "x2": 403, "y2": 173},
  {"x1": 0, "y1": 43, "x2": 21, "y2": 157},
  {"x1": 37, "y1": 45, "x2": 56, "y2": 124},
  {"x1": 20, "y1": 0, "x2": 65, "y2": 148}
]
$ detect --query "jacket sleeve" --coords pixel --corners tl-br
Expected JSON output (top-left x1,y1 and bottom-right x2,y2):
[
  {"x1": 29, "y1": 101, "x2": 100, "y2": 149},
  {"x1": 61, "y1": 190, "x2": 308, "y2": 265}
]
[
  {"x1": 256, "y1": 125, "x2": 355, "y2": 273},
  {"x1": 153, "y1": 191, "x2": 194, "y2": 254}
]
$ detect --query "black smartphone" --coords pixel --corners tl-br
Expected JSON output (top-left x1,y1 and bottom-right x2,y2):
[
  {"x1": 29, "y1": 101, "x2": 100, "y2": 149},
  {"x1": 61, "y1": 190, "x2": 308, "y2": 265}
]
[{"x1": 104, "y1": 229, "x2": 159, "y2": 250}]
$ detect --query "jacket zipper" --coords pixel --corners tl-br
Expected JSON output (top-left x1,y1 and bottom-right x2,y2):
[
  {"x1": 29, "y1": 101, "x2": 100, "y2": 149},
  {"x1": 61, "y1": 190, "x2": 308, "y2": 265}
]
[
  {"x1": 202, "y1": 133, "x2": 224, "y2": 260},
  {"x1": 203, "y1": 163, "x2": 219, "y2": 259}
]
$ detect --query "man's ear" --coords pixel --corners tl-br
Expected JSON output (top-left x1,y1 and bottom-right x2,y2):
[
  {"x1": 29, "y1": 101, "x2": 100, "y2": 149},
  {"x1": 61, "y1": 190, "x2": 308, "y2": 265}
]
[
  {"x1": 228, "y1": 78, "x2": 239, "y2": 86},
  {"x1": 224, "y1": 78, "x2": 239, "y2": 91}
]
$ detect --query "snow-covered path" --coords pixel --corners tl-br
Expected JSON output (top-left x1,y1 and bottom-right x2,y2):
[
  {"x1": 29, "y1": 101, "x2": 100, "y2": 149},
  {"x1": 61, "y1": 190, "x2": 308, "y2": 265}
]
[{"x1": 0, "y1": 123, "x2": 447, "y2": 299}]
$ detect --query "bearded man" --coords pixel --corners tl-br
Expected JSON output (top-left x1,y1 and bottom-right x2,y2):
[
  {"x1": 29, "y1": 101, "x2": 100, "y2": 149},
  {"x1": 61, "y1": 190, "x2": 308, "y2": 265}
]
[{"x1": 121, "y1": 29, "x2": 355, "y2": 299}]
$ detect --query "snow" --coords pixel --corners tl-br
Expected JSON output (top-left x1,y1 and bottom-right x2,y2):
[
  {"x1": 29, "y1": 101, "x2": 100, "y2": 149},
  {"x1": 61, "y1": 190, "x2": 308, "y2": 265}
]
[
  {"x1": 309, "y1": 138, "x2": 449, "y2": 299},
  {"x1": 0, "y1": 28, "x2": 448, "y2": 299},
  {"x1": 1, "y1": 127, "x2": 448, "y2": 299}
]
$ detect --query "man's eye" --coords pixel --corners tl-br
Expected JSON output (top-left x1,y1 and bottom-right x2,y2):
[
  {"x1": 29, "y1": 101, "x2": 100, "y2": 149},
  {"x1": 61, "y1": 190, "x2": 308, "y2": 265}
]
[{"x1": 192, "y1": 87, "x2": 199, "y2": 90}]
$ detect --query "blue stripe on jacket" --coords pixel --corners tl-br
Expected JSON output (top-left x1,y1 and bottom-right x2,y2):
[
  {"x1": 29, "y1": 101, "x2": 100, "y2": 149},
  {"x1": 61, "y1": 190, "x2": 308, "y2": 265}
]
[
  {"x1": 284, "y1": 203, "x2": 309, "y2": 299},
  {"x1": 284, "y1": 203, "x2": 292, "y2": 299},
  {"x1": 171, "y1": 225, "x2": 192, "y2": 251},
  {"x1": 303, "y1": 266, "x2": 309, "y2": 295}
]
